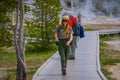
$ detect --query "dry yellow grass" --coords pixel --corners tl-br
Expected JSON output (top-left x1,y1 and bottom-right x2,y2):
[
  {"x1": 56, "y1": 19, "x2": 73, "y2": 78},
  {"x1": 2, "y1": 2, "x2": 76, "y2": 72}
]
[
  {"x1": 100, "y1": 34, "x2": 120, "y2": 80},
  {"x1": 83, "y1": 23, "x2": 120, "y2": 30}
]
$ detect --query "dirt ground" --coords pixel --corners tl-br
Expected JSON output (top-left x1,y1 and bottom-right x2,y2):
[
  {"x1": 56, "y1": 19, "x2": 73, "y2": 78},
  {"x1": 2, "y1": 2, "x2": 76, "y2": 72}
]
[
  {"x1": 83, "y1": 23, "x2": 120, "y2": 30},
  {"x1": 105, "y1": 40, "x2": 120, "y2": 80},
  {"x1": 106, "y1": 41, "x2": 120, "y2": 52},
  {"x1": 109, "y1": 64, "x2": 120, "y2": 80},
  {"x1": 82, "y1": 17, "x2": 120, "y2": 30}
]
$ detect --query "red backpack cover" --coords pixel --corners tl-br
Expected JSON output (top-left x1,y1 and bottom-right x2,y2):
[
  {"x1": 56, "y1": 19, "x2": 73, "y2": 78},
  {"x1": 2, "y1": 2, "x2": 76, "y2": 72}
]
[{"x1": 68, "y1": 17, "x2": 77, "y2": 29}]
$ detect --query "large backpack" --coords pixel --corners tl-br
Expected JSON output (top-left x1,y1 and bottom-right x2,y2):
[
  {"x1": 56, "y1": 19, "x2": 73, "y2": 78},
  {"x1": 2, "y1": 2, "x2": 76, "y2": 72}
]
[
  {"x1": 69, "y1": 16, "x2": 80, "y2": 36},
  {"x1": 73, "y1": 22, "x2": 80, "y2": 36},
  {"x1": 79, "y1": 24, "x2": 85, "y2": 38}
]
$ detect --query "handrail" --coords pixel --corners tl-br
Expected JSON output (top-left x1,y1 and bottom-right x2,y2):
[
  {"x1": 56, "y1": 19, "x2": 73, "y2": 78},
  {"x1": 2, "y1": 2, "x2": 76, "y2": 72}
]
[
  {"x1": 96, "y1": 32, "x2": 108, "y2": 80},
  {"x1": 99, "y1": 29, "x2": 120, "y2": 35}
]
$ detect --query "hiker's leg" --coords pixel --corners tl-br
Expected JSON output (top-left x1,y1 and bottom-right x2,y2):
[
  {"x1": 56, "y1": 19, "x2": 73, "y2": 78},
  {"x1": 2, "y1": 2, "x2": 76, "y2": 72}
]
[
  {"x1": 74, "y1": 36, "x2": 77, "y2": 48},
  {"x1": 65, "y1": 44, "x2": 69, "y2": 69},
  {"x1": 62, "y1": 40, "x2": 69, "y2": 75},
  {"x1": 58, "y1": 40, "x2": 66, "y2": 73},
  {"x1": 71, "y1": 39, "x2": 76, "y2": 58},
  {"x1": 68, "y1": 43, "x2": 72, "y2": 58},
  {"x1": 69, "y1": 36, "x2": 76, "y2": 59},
  {"x1": 58, "y1": 39, "x2": 68, "y2": 75}
]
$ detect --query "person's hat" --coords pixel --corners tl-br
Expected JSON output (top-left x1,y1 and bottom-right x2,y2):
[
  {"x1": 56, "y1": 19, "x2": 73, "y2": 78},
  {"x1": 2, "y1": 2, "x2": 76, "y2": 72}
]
[{"x1": 62, "y1": 15, "x2": 69, "y2": 20}]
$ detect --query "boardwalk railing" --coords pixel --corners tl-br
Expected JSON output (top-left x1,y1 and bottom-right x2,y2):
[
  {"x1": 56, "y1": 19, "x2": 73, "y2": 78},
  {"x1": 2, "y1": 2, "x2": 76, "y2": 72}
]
[
  {"x1": 98, "y1": 29, "x2": 120, "y2": 80},
  {"x1": 96, "y1": 32, "x2": 107, "y2": 80},
  {"x1": 99, "y1": 29, "x2": 120, "y2": 35}
]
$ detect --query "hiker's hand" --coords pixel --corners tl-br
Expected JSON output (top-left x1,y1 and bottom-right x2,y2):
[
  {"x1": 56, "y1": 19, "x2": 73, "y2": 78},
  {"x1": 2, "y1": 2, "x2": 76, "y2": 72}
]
[
  {"x1": 56, "y1": 41, "x2": 59, "y2": 45},
  {"x1": 66, "y1": 41, "x2": 70, "y2": 46}
]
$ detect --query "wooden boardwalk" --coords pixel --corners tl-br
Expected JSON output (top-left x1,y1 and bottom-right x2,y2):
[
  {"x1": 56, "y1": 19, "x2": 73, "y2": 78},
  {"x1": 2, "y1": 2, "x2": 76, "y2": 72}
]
[
  {"x1": 99, "y1": 29, "x2": 120, "y2": 35},
  {"x1": 32, "y1": 31, "x2": 106, "y2": 80}
]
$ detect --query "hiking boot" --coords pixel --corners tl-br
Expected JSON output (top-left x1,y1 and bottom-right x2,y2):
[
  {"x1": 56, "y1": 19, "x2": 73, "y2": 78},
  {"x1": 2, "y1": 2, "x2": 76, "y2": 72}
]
[
  {"x1": 62, "y1": 70, "x2": 66, "y2": 75},
  {"x1": 68, "y1": 56, "x2": 75, "y2": 60}
]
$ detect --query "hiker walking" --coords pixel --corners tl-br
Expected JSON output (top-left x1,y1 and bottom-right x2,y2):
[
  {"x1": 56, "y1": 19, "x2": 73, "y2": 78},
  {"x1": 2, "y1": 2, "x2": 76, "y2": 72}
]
[
  {"x1": 68, "y1": 15, "x2": 78, "y2": 59},
  {"x1": 62, "y1": 14, "x2": 84, "y2": 60},
  {"x1": 54, "y1": 15, "x2": 73, "y2": 75}
]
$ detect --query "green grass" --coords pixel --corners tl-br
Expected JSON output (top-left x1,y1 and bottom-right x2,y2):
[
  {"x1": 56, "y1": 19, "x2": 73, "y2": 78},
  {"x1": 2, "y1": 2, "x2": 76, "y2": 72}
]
[
  {"x1": 0, "y1": 45, "x2": 57, "y2": 80},
  {"x1": 101, "y1": 69, "x2": 117, "y2": 80},
  {"x1": 100, "y1": 34, "x2": 120, "y2": 80},
  {"x1": 84, "y1": 28, "x2": 94, "y2": 31},
  {"x1": 0, "y1": 48, "x2": 17, "y2": 67}
]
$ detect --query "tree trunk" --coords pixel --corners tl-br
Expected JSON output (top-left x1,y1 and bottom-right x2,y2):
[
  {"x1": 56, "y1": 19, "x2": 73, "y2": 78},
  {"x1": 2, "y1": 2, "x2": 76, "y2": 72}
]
[
  {"x1": 71, "y1": 0, "x2": 74, "y2": 11},
  {"x1": 14, "y1": 0, "x2": 26, "y2": 80}
]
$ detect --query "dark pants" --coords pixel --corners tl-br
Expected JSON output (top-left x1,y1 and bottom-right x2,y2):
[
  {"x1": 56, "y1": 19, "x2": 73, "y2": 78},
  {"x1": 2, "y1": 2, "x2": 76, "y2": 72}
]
[
  {"x1": 58, "y1": 39, "x2": 69, "y2": 72},
  {"x1": 69, "y1": 36, "x2": 77, "y2": 59}
]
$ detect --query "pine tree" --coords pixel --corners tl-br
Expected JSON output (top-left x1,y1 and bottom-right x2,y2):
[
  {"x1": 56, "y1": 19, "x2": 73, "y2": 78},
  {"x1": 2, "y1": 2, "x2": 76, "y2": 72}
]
[{"x1": 28, "y1": 0, "x2": 62, "y2": 50}]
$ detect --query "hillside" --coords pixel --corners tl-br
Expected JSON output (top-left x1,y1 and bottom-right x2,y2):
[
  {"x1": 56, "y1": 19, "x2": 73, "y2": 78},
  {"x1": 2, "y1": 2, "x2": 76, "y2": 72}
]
[{"x1": 60, "y1": 0, "x2": 120, "y2": 30}]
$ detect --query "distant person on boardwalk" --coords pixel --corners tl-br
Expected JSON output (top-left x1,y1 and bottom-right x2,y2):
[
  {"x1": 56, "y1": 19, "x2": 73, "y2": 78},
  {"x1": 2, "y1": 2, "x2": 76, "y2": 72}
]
[
  {"x1": 68, "y1": 13, "x2": 83, "y2": 59},
  {"x1": 68, "y1": 15, "x2": 78, "y2": 59},
  {"x1": 54, "y1": 15, "x2": 73, "y2": 75}
]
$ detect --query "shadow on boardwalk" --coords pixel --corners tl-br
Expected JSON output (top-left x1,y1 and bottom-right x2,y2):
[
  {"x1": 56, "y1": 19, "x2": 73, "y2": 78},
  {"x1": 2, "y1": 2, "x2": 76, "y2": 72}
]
[{"x1": 32, "y1": 31, "x2": 103, "y2": 80}]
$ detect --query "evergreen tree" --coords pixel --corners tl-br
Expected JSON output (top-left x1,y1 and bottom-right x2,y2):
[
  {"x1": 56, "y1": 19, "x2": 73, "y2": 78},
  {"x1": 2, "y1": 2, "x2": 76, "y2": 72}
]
[
  {"x1": 0, "y1": 0, "x2": 17, "y2": 47},
  {"x1": 27, "y1": 0, "x2": 62, "y2": 50}
]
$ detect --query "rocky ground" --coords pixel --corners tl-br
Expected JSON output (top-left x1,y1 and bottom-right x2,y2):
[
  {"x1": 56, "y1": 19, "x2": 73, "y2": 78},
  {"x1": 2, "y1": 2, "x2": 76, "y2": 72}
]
[
  {"x1": 82, "y1": 17, "x2": 120, "y2": 30},
  {"x1": 106, "y1": 40, "x2": 120, "y2": 52},
  {"x1": 109, "y1": 64, "x2": 120, "y2": 80},
  {"x1": 105, "y1": 40, "x2": 120, "y2": 80}
]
